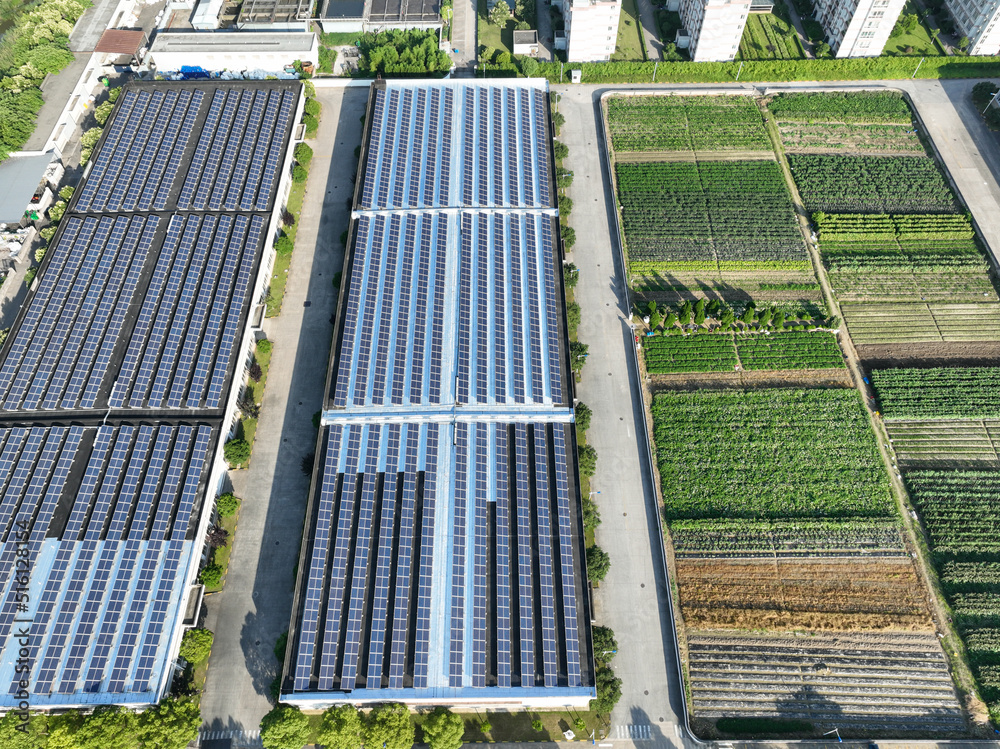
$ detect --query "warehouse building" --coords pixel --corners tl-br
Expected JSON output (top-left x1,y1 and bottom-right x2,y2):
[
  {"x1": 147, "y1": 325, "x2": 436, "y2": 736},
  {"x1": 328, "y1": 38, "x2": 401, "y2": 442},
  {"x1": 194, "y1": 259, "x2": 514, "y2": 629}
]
[
  {"x1": 282, "y1": 79, "x2": 595, "y2": 708},
  {"x1": 0, "y1": 80, "x2": 301, "y2": 708}
]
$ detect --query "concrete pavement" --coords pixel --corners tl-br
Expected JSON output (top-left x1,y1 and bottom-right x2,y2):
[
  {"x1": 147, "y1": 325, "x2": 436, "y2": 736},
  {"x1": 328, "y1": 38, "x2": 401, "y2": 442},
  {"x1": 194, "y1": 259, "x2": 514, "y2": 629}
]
[
  {"x1": 450, "y1": 0, "x2": 478, "y2": 74},
  {"x1": 633, "y1": 0, "x2": 663, "y2": 61},
  {"x1": 198, "y1": 86, "x2": 369, "y2": 734}
]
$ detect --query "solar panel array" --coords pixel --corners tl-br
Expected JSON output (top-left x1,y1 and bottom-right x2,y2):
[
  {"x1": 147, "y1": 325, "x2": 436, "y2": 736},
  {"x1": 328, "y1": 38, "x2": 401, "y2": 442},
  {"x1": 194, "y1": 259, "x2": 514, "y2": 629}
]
[
  {"x1": 288, "y1": 82, "x2": 591, "y2": 703},
  {"x1": 0, "y1": 81, "x2": 300, "y2": 707}
]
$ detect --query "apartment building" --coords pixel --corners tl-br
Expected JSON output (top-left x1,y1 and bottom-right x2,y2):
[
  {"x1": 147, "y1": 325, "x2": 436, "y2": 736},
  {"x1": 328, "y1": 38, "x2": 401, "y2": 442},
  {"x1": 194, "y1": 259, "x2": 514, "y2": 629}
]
[
  {"x1": 565, "y1": 0, "x2": 623, "y2": 61},
  {"x1": 814, "y1": 0, "x2": 906, "y2": 56},
  {"x1": 679, "y1": 0, "x2": 752, "y2": 62},
  {"x1": 946, "y1": 0, "x2": 1000, "y2": 54}
]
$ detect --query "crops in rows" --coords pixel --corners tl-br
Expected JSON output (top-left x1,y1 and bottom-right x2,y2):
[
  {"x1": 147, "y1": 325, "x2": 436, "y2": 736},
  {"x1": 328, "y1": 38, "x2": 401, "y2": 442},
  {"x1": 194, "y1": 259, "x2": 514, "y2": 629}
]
[
  {"x1": 738, "y1": 12, "x2": 803, "y2": 60},
  {"x1": 676, "y1": 558, "x2": 932, "y2": 631},
  {"x1": 643, "y1": 330, "x2": 842, "y2": 373},
  {"x1": 669, "y1": 518, "x2": 906, "y2": 558},
  {"x1": 617, "y1": 161, "x2": 807, "y2": 271},
  {"x1": 842, "y1": 303, "x2": 1000, "y2": 344},
  {"x1": 777, "y1": 122, "x2": 924, "y2": 154},
  {"x1": 871, "y1": 367, "x2": 1000, "y2": 419},
  {"x1": 606, "y1": 95, "x2": 770, "y2": 152},
  {"x1": 644, "y1": 333, "x2": 738, "y2": 373},
  {"x1": 886, "y1": 419, "x2": 1000, "y2": 467},
  {"x1": 788, "y1": 155, "x2": 959, "y2": 214},
  {"x1": 814, "y1": 213, "x2": 975, "y2": 240},
  {"x1": 653, "y1": 388, "x2": 893, "y2": 519},
  {"x1": 767, "y1": 91, "x2": 914, "y2": 123}
]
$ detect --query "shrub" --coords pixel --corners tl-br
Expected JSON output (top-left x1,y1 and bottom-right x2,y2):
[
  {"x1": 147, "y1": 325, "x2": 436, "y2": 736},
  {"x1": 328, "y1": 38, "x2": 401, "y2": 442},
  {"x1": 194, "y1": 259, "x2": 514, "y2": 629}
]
[
  {"x1": 108, "y1": 87, "x2": 121, "y2": 103},
  {"x1": 570, "y1": 340, "x2": 588, "y2": 372},
  {"x1": 93, "y1": 100, "x2": 113, "y2": 126},
  {"x1": 532, "y1": 719, "x2": 544, "y2": 732},
  {"x1": 79, "y1": 127, "x2": 102, "y2": 162},
  {"x1": 303, "y1": 80, "x2": 316, "y2": 98},
  {"x1": 249, "y1": 362, "x2": 263, "y2": 382},
  {"x1": 39, "y1": 225, "x2": 57, "y2": 240},
  {"x1": 292, "y1": 164, "x2": 308, "y2": 183},
  {"x1": 558, "y1": 195, "x2": 573, "y2": 220},
  {"x1": 205, "y1": 525, "x2": 229, "y2": 548},
  {"x1": 556, "y1": 166, "x2": 573, "y2": 188},
  {"x1": 216, "y1": 492, "x2": 239, "y2": 517},
  {"x1": 592, "y1": 625, "x2": 618, "y2": 661},
  {"x1": 566, "y1": 301, "x2": 581, "y2": 338},
  {"x1": 303, "y1": 113, "x2": 319, "y2": 137},
  {"x1": 551, "y1": 110, "x2": 565, "y2": 133},
  {"x1": 561, "y1": 225, "x2": 576, "y2": 248},
  {"x1": 578, "y1": 443, "x2": 597, "y2": 476},
  {"x1": 575, "y1": 401, "x2": 592, "y2": 432},
  {"x1": 480, "y1": 721, "x2": 492, "y2": 734},
  {"x1": 23, "y1": 267, "x2": 36, "y2": 288},
  {"x1": 199, "y1": 563, "x2": 222, "y2": 587},
  {"x1": 590, "y1": 664, "x2": 622, "y2": 713},
  {"x1": 47, "y1": 200, "x2": 66, "y2": 222},
  {"x1": 257, "y1": 338, "x2": 272, "y2": 356},
  {"x1": 34, "y1": 244, "x2": 46, "y2": 263},
  {"x1": 274, "y1": 235, "x2": 294, "y2": 256},
  {"x1": 573, "y1": 717, "x2": 586, "y2": 732},
  {"x1": 58, "y1": 185, "x2": 74, "y2": 201},
  {"x1": 294, "y1": 142, "x2": 313, "y2": 167},
  {"x1": 224, "y1": 438, "x2": 251, "y2": 466},
  {"x1": 563, "y1": 262, "x2": 578, "y2": 288},
  {"x1": 304, "y1": 98, "x2": 321, "y2": 117},
  {"x1": 178, "y1": 628, "x2": 214, "y2": 664}
]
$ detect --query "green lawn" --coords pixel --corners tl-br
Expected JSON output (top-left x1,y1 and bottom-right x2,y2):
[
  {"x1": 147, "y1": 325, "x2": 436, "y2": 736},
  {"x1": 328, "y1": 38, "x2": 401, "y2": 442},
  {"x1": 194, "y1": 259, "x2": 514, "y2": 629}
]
[
  {"x1": 883, "y1": 2, "x2": 945, "y2": 55},
  {"x1": 203, "y1": 498, "x2": 241, "y2": 594},
  {"x1": 266, "y1": 178, "x2": 306, "y2": 318},
  {"x1": 612, "y1": 0, "x2": 646, "y2": 60},
  {"x1": 479, "y1": 0, "x2": 514, "y2": 56}
]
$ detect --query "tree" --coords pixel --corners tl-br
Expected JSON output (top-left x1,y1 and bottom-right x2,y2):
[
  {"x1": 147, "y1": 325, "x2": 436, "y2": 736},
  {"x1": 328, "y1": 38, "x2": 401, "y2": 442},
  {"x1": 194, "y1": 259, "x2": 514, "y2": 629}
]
[
  {"x1": 591, "y1": 665, "x2": 622, "y2": 714},
  {"x1": 45, "y1": 710, "x2": 84, "y2": 749},
  {"x1": 720, "y1": 308, "x2": 735, "y2": 328},
  {"x1": 206, "y1": 524, "x2": 229, "y2": 548},
  {"x1": 179, "y1": 627, "x2": 214, "y2": 664},
  {"x1": 552, "y1": 140, "x2": 569, "y2": 160},
  {"x1": 136, "y1": 697, "x2": 201, "y2": 749},
  {"x1": 566, "y1": 301, "x2": 581, "y2": 337},
  {"x1": 480, "y1": 720, "x2": 492, "y2": 734},
  {"x1": 23, "y1": 43, "x2": 74, "y2": 74},
  {"x1": 364, "y1": 703, "x2": 414, "y2": 749},
  {"x1": 490, "y1": 0, "x2": 512, "y2": 25},
  {"x1": 558, "y1": 194, "x2": 572, "y2": 221},
  {"x1": 217, "y1": 492, "x2": 239, "y2": 517},
  {"x1": 303, "y1": 113, "x2": 319, "y2": 137},
  {"x1": 959, "y1": 35, "x2": 970, "y2": 49},
  {"x1": 551, "y1": 110, "x2": 565, "y2": 133},
  {"x1": 317, "y1": 705, "x2": 364, "y2": 749},
  {"x1": 200, "y1": 563, "x2": 223, "y2": 587},
  {"x1": 275, "y1": 235, "x2": 294, "y2": 256},
  {"x1": 249, "y1": 362, "x2": 263, "y2": 382},
  {"x1": 75, "y1": 707, "x2": 138, "y2": 749},
  {"x1": 586, "y1": 545, "x2": 611, "y2": 582},
  {"x1": 224, "y1": 438, "x2": 251, "y2": 466},
  {"x1": 561, "y1": 225, "x2": 576, "y2": 249},
  {"x1": 79, "y1": 127, "x2": 102, "y2": 162},
  {"x1": 694, "y1": 298, "x2": 706, "y2": 325},
  {"x1": 48, "y1": 200, "x2": 66, "y2": 222},
  {"x1": 293, "y1": 165, "x2": 308, "y2": 183},
  {"x1": 563, "y1": 262, "x2": 578, "y2": 288},
  {"x1": 58, "y1": 184, "x2": 74, "y2": 200},
  {"x1": 422, "y1": 707, "x2": 465, "y2": 749},
  {"x1": 304, "y1": 98, "x2": 321, "y2": 117},
  {"x1": 260, "y1": 705, "x2": 311, "y2": 749},
  {"x1": 257, "y1": 338, "x2": 273, "y2": 356},
  {"x1": 575, "y1": 401, "x2": 592, "y2": 433},
  {"x1": 519, "y1": 55, "x2": 538, "y2": 77},
  {"x1": 663, "y1": 311, "x2": 677, "y2": 329},
  {"x1": 294, "y1": 142, "x2": 313, "y2": 167},
  {"x1": 569, "y1": 340, "x2": 588, "y2": 372},
  {"x1": 0, "y1": 711, "x2": 46, "y2": 748},
  {"x1": 577, "y1": 444, "x2": 597, "y2": 477},
  {"x1": 678, "y1": 300, "x2": 692, "y2": 324},
  {"x1": 592, "y1": 625, "x2": 618, "y2": 662}
]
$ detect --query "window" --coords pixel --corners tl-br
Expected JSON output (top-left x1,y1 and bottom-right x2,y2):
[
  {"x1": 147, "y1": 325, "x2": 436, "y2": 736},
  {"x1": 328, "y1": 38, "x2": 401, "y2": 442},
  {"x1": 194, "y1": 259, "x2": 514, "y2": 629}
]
[
  {"x1": 859, "y1": 30, "x2": 874, "y2": 36},
  {"x1": 871, "y1": 10, "x2": 883, "y2": 16}
]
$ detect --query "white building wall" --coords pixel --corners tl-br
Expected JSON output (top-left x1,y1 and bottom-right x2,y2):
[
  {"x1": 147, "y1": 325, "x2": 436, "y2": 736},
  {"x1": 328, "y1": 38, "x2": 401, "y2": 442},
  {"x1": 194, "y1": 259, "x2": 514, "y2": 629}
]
[
  {"x1": 814, "y1": 0, "x2": 905, "y2": 56},
  {"x1": 947, "y1": 0, "x2": 1000, "y2": 54},
  {"x1": 679, "y1": 0, "x2": 752, "y2": 62},
  {"x1": 566, "y1": 0, "x2": 623, "y2": 62}
]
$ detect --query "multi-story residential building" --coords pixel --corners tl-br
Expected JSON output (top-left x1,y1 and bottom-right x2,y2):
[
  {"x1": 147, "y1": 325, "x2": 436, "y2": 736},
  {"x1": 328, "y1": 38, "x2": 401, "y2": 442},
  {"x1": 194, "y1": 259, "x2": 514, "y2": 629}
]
[
  {"x1": 813, "y1": 0, "x2": 906, "y2": 56},
  {"x1": 565, "y1": 0, "x2": 623, "y2": 62},
  {"x1": 946, "y1": 0, "x2": 1000, "y2": 54},
  {"x1": 678, "y1": 0, "x2": 752, "y2": 62}
]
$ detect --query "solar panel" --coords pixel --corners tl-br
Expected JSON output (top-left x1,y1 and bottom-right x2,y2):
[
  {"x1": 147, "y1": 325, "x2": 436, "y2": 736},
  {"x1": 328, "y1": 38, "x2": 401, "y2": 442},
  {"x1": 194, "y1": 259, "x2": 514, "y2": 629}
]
[
  {"x1": 514, "y1": 424, "x2": 535, "y2": 686},
  {"x1": 449, "y1": 422, "x2": 469, "y2": 686},
  {"x1": 552, "y1": 425, "x2": 582, "y2": 685},
  {"x1": 471, "y1": 423, "x2": 490, "y2": 687},
  {"x1": 494, "y1": 425, "x2": 511, "y2": 687},
  {"x1": 390, "y1": 215, "x2": 414, "y2": 406},
  {"x1": 533, "y1": 424, "x2": 559, "y2": 686},
  {"x1": 524, "y1": 217, "x2": 545, "y2": 402},
  {"x1": 456, "y1": 214, "x2": 473, "y2": 405},
  {"x1": 370, "y1": 216, "x2": 401, "y2": 406},
  {"x1": 509, "y1": 217, "x2": 526, "y2": 404},
  {"x1": 412, "y1": 423, "x2": 438, "y2": 688},
  {"x1": 387, "y1": 424, "x2": 419, "y2": 688}
]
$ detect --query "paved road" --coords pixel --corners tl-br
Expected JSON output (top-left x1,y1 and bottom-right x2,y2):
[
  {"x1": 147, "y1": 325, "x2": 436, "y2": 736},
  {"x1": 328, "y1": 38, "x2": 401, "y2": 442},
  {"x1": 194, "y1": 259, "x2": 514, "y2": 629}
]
[
  {"x1": 199, "y1": 86, "x2": 368, "y2": 734},
  {"x1": 555, "y1": 87, "x2": 688, "y2": 749},
  {"x1": 450, "y1": 0, "x2": 478, "y2": 75},
  {"x1": 634, "y1": 0, "x2": 663, "y2": 61},
  {"x1": 551, "y1": 78, "x2": 1000, "y2": 748}
]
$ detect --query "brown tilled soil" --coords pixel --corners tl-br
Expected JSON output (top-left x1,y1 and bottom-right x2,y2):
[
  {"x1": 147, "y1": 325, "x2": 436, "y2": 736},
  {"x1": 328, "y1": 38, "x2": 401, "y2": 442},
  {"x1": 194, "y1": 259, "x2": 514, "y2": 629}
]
[
  {"x1": 650, "y1": 368, "x2": 853, "y2": 391},
  {"x1": 675, "y1": 558, "x2": 933, "y2": 631},
  {"x1": 857, "y1": 341, "x2": 1000, "y2": 369}
]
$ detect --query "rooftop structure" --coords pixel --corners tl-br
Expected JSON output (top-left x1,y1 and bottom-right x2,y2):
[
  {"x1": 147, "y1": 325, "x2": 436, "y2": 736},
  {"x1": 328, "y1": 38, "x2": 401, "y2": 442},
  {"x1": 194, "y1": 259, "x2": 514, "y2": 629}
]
[
  {"x1": 94, "y1": 29, "x2": 148, "y2": 58},
  {"x1": 565, "y1": 0, "x2": 623, "y2": 62},
  {"x1": 0, "y1": 152, "x2": 54, "y2": 224},
  {"x1": 147, "y1": 32, "x2": 319, "y2": 73},
  {"x1": 0, "y1": 80, "x2": 301, "y2": 709},
  {"x1": 319, "y1": 0, "x2": 441, "y2": 32},
  {"x1": 237, "y1": 0, "x2": 311, "y2": 26},
  {"x1": 678, "y1": 0, "x2": 752, "y2": 61},
  {"x1": 283, "y1": 80, "x2": 595, "y2": 708}
]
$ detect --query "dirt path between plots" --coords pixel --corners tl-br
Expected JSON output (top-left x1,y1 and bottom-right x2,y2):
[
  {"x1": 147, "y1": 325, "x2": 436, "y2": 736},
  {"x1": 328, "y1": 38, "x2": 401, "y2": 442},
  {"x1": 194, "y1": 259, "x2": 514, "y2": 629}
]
[
  {"x1": 857, "y1": 340, "x2": 1000, "y2": 368},
  {"x1": 614, "y1": 149, "x2": 776, "y2": 163},
  {"x1": 649, "y1": 368, "x2": 853, "y2": 391}
]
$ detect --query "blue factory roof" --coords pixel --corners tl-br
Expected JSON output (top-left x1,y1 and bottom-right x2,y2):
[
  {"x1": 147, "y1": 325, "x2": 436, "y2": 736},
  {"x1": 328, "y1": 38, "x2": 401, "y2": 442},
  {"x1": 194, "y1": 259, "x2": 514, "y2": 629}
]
[
  {"x1": 285, "y1": 80, "x2": 594, "y2": 707},
  {"x1": 0, "y1": 80, "x2": 300, "y2": 708}
]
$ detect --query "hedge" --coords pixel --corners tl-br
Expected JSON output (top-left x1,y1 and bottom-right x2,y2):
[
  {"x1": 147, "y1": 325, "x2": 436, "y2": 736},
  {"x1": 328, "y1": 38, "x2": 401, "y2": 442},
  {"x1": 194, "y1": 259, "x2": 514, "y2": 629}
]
[{"x1": 533, "y1": 55, "x2": 1000, "y2": 84}]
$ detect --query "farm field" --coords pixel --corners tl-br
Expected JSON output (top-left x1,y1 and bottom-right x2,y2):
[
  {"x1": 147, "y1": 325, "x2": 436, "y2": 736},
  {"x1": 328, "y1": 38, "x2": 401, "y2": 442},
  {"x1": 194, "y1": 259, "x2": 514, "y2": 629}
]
[
  {"x1": 606, "y1": 95, "x2": 770, "y2": 153},
  {"x1": 789, "y1": 154, "x2": 959, "y2": 214},
  {"x1": 643, "y1": 330, "x2": 843, "y2": 374},
  {"x1": 769, "y1": 91, "x2": 923, "y2": 154},
  {"x1": 885, "y1": 419, "x2": 1000, "y2": 467},
  {"x1": 871, "y1": 367, "x2": 1000, "y2": 419},
  {"x1": 633, "y1": 270, "x2": 822, "y2": 307},
  {"x1": 675, "y1": 557, "x2": 932, "y2": 631},
  {"x1": 653, "y1": 388, "x2": 893, "y2": 519},
  {"x1": 618, "y1": 161, "x2": 808, "y2": 274},
  {"x1": 687, "y1": 632, "x2": 965, "y2": 733},
  {"x1": 737, "y1": 10, "x2": 804, "y2": 60},
  {"x1": 841, "y1": 303, "x2": 1000, "y2": 344}
]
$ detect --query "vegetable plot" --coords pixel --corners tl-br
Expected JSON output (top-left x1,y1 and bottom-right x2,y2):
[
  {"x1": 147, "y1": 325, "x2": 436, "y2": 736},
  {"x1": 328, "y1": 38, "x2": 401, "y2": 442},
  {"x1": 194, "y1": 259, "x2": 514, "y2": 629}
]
[
  {"x1": 768, "y1": 91, "x2": 914, "y2": 122},
  {"x1": 789, "y1": 155, "x2": 959, "y2": 214},
  {"x1": 736, "y1": 330, "x2": 844, "y2": 370},
  {"x1": 653, "y1": 388, "x2": 894, "y2": 519},
  {"x1": 871, "y1": 367, "x2": 1000, "y2": 418}
]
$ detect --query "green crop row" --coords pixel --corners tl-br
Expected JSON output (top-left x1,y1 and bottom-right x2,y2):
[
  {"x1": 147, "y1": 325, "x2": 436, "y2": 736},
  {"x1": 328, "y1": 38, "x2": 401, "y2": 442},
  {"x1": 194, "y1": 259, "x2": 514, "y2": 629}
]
[
  {"x1": 871, "y1": 367, "x2": 1000, "y2": 420},
  {"x1": 768, "y1": 91, "x2": 912, "y2": 123}
]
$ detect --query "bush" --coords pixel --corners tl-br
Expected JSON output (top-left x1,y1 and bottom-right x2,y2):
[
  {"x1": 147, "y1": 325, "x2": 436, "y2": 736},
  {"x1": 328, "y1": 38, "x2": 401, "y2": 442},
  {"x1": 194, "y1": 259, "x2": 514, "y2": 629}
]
[
  {"x1": 58, "y1": 185, "x2": 74, "y2": 201},
  {"x1": 23, "y1": 267, "x2": 36, "y2": 288},
  {"x1": 216, "y1": 492, "x2": 239, "y2": 517},
  {"x1": 39, "y1": 225, "x2": 57, "y2": 240},
  {"x1": 34, "y1": 244, "x2": 46, "y2": 262},
  {"x1": 303, "y1": 80, "x2": 316, "y2": 98},
  {"x1": 532, "y1": 719, "x2": 543, "y2": 732},
  {"x1": 199, "y1": 564, "x2": 223, "y2": 587},
  {"x1": 578, "y1": 443, "x2": 597, "y2": 476},
  {"x1": 79, "y1": 127, "x2": 103, "y2": 162},
  {"x1": 292, "y1": 164, "x2": 308, "y2": 183},
  {"x1": 593, "y1": 625, "x2": 618, "y2": 661},
  {"x1": 48, "y1": 200, "x2": 66, "y2": 222},
  {"x1": 178, "y1": 628, "x2": 213, "y2": 664},
  {"x1": 590, "y1": 664, "x2": 622, "y2": 713},
  {"x1": 575, "y1": 401, "x2": 592, "y2": 432},
  {"x1": 570, "y1": 340, "x2": 588, "y2": 372},
  {"x1": 558, "y1": 194, "x2": 573, "y2": 220},
  {"x1": 561, "y1": 225, "x2": 576, "y2": 249},
  {"x1": 587, "y1": 544, "x2": 610, "y2": 582},
  {"x1": 552, "y1": 140, "x2": 569, "y2": 160},
  {"x1": 260, "y1": 705, "x2": 310, "y2": 749},
  {"x1": 273, "y1": 631, "x2": 288, "y2": 662},
  {"x1": 566, "y1": 301, "x2": 580, "y2": 338},
  {"x1": 551, "y1": 110, "x2": 565, "y2": 133},
  {"x1": 563, "y1": 262, "x2": 578, "y2": 288},
  {"x1": 480, "y1": 721, "x2": 492, "y2": 734},
  {"x1": 257, "y1": 338, "x2": 272, "y2": 356},
  {"x1": 294, "y1": 142, "x2": 313, "y2": 167},
  {"x1": 93, "y1": 100, "x2": 113, "y2": 126},
  {"x1": 274, "y1": 235, "x2": 294, "y2": 256},
  {"x1": 224, "y1": 438, "x2": 251, "y2": 466},
  {"x1": 249, "y1": 362, "x2": 263, "y2": 382},
  {"x1": 303, "y1": 113, "x2": 319, "y2": 137}
]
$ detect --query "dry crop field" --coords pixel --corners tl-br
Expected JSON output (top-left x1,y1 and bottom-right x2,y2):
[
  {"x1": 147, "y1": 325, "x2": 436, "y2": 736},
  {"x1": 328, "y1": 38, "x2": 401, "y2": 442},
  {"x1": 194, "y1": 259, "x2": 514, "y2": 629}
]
[{"x1": 604, "y1": 91, "x2": 978, "y2": 737}]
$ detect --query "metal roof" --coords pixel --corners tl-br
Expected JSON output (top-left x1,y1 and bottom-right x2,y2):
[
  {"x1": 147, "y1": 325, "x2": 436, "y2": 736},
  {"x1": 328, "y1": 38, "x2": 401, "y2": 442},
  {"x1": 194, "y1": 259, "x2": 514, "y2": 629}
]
[
  {"x1": 95, "y1": 29, "x2": 147, "y2": 56},
  {"x1": 0, "y1": 80, "x2": 300, "y2": 708},
  {"x1": 237, "y1": 0, "x2": 311, "y2": 24},
  {"x1": 285, "y1": 80, "x2": 594, "y2": 707},
  {"x1": 0, "y1": 152, "x2": 54, "y2": 224},
  {"x1": 149, "y1": 31, "x2": 317, "y2": 53}
]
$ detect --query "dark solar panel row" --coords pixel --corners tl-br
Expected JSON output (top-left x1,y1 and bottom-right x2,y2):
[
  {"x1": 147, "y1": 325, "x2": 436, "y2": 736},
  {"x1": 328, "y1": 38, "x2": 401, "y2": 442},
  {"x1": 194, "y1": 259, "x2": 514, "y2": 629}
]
[
  {"x1": 449, "y1": 422, "x2": 469, "y2": 686},
  {"x1": 0, "y1": 424, "x2": 211, "y2": 696},
  {"x1": 471, "y1": 422, "x2": 490, "y2": 687},
  {"x1": 533, "y1": 424, "x2": 559, "y2": 686}
]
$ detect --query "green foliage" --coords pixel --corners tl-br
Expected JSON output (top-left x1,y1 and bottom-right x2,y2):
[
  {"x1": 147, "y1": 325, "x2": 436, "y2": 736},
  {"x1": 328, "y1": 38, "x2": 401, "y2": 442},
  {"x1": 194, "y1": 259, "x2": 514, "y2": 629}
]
[
  {"x1": 552, "y1": 140, "x2": 569, "y2": 160},
  {"x1": 23, "y1": 267, "x2": 36, "y2": 288},
  {"x1": 556, "y1": 166, "x2": 573, "y2": 188},
  {"x1": 303, "y1": 97, "x2": 321, "y2": 117},
  {"x1": 318, "y1": 705, "x2": 364, "y2": 749},
  {"x1": 566, "y1": 301, "x2": 580, "y2": 338},
  {"x1": 551, "y1": 110, "x2": 565, "y2": 133},
  {"x1": 34, "y1": 243, "x2": 46, "y2": 262},
  {"x1": 592, "y1": 625, "x2": 618, "y2": 662},
  {"x1": 39, "y1": 224, "x2": 57, "y2": 241},
  {"x1": 260, "y1": 705, "x2": 311, "y2": 749},
  {"x1": 179, "y1": 627, "x2": 213, "y2": 664},
  {"x1": 292, "y1": 164, "x2": 308, "y2": 183},
  {"x1": 94, "y1": 99, "x2": 113, "y2": 126},
  {"x1": 569, "y1": 340, "x2": 588, "y2": 371},
  {"x1": 216, "y1": 492, "x2": 239, "y2": 517},
  {"x1": 357, "y1": 29, "x2": 452, "y2": 76},
  {"x1": 303, "y1": 80, "x2": 316, "y2": 98},
  {"x1": 490, "y1": 0, "x2": 512, "y2": 24},
  {"x1": 318, "y1": 44, "x2": 337, "y2": 74},
  {"x1": 872, "y1": 367, "x2": 1000, "y2": 419},
  {"x1": 136, "y1": 698, "x2": 202, "y2": 749},
  {"x1": 58, "y1": 184, "x2": 74, "y2": 201},
  {"x1": 532, "y1": 718, "x2": 544, "y2": 731},
  {"x1": 480, "y1": 721, "x2": 492, "y2": 734},
  {"x1": 653, "y1": 388, "x2": 893, "y2": 519},
  {"x1": 561, "y1": 224, "x2": 576, "y2": 249},
  {"x1": 294, "y1": 142, "x2": 313, "y2": 167},
  {"x1": 79, "y1": 126, "x2": 103, "y2": 162},
  {"x1": 716, "y1": 717, "x2": 813, "y2": 735},
  {"x1": 199, "y1": 563, "x2": 222, "y2": 586},
  {"x1": 48, "y1": 200, "x2": 66, "y2": 222},
  {"x1": 257, "y1": 338, "x2": 273, "y2": 356},
  {"x1": 224, "y1": 438, "x2": 251, "y2": 466},
  {"x1": 0, "y1": 711, "x2": 47, "y2": 747},
  {"x1": 364, "y1": 703, "x2": 414, "y2": 749},
  {"x1": 590, "y1": 664, "x2": 622, "y2": 713},
  {"x1": 108, "y1": 86, "x2": 121, "y2": 103},
  {"x1": 422, "y1": 708, "x2": 465, "y2": 749},
  {"x1": 769, "y1": 90, "x2": 911, "y2": 122},
  {"x1": 738, "y1": 11, "x2": 803, "y2": 60},
  {"x1": 586, "y1": 544, "x2": 610, "y2": 582},
  {"x1": 575, "y1": 401, "x2": 592, "y2": 432},
  {"x1": 973, "y1": 81, "x2": 1000, "y2": 129},
  {"x1": 275, "y1": 235, "x2": 294, "y2": 256},
  {"x1": 578, "y1": 443, "x2": 597, "y2": 477},
  {"x1": 74, "y1": 707, "x2": 138, "y2": 749},
  {"x1": 563, "y1": 262, "x2": 578, "y2": 288},
  {"x1": 303, "y1": 113, "x2": 319, "y2": 136},
  {"x1": 274, "y1": 630, "x2": 288, "y2": 662},
  {"x1": 558, "y1": 194, "x2": 572, "y2": 221}
]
